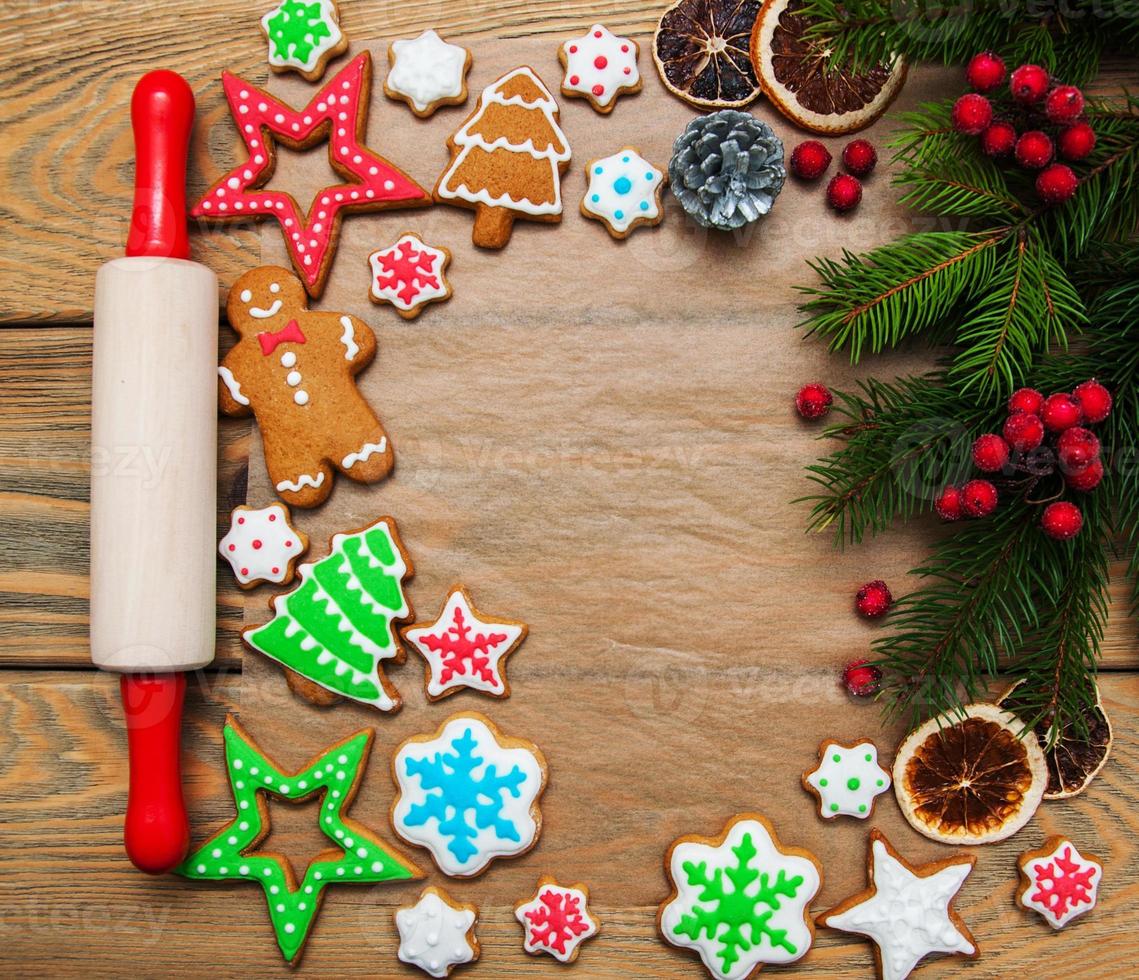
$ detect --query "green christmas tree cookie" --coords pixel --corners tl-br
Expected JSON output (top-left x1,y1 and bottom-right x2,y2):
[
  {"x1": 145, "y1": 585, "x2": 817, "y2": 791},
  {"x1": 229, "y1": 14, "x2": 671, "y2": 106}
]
[
  {"x1": 244, "y1": 517, "x2": 413, "y2": 712},
  {"x1": 178, "y1": 716, "x2": 422, "y2": 964}
]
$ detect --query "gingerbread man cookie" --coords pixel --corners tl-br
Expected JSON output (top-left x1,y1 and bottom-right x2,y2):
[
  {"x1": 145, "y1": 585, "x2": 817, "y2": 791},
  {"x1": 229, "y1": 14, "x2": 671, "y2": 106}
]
[{"x1": 218, "y1": 267, "x2": 393, "y2": 508}]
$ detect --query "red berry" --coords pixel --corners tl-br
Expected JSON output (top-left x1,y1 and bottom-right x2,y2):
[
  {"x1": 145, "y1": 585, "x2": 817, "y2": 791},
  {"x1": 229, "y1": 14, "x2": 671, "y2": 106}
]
[
  {"x1": 1036, "y1": 163, "x2": 1078, "y2": 205},
  {"x1": 961, "y1": 479, "x2": 999, "y2": 518},
  {"x1": 972, "y1": 433, "x2": 1011, "y2": 472},
  {"x1": 934, "y1": 485, "x2": 964, "y2": 521},
  {"x1": 1015, "y1": 130, "x2": 1055, "y2": 170},
  {"x1": 1008, "y1": 387, "x2": 1045, "y2": 415},
  {"x1": 790, "y1": 139, "x2": 832, "y2": 180},
  {"x1": 841, "y1": 139, "x2": 878, "y2": 177},
  {"x1": 951, "y1": 93, "x2": 994, "y2": 135},
  {"x1": 1066, "y1": 456, "x2": 1105, "y2": 491},
  {"x1": 1003, "y1": 411, "x2": 1046, "y2": 451},
  {"x1": 795, "y1": 382, "x2": 833, "y2": 419},
  {"x1": 1056, "y1": 427, "x2": 1101, "y2": 473},
  {"x1": 826, "y1": 173, "x2": 862, "y2": 212},
  {"x1": 1041, "y1": 501, "x2": 1083, "y2": 540},
  {"x1": 1040, "y1": 392, "x2": 1083, "y2": 432},
  {"x1": 1058, "y1": 121, "x2": 1096, "y2": 162},
  {"x1": 980, "y1": 121, "x2": 1017, "y2": 158},
  {"x1": 842, "y1": 659, "x2": 882, "y2": 697},
  {"x1": 1010, "y1": 63, "x2": 1050, "y2": 104},
  {"x1": 1045, "y1": 85, "x2": 1086, "y2": 124},
  {"x1": 1072, "y1": 380, "x2": 1112, "y2": 423},
  {"x1": 966, "y1": 51, "x2": 1007, "y2": 93},
  {"x1": 855, "y1": 580, "x2": 893, "y2": 618}
]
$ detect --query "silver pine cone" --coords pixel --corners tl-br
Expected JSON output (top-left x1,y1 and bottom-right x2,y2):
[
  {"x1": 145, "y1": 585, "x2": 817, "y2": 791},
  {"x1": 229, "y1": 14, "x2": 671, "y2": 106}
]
[{"x1": 669, "y1": 110, "x2": 786, "y2": 230}]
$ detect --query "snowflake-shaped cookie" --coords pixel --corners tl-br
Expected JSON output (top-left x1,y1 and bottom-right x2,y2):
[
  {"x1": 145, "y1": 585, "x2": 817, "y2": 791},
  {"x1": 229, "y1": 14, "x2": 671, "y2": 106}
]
[
  {"x1": 219, "y1": 502, "x2": 308, "y2": 589},
  {"x1": 385, "y1": 30, "x2": 472, "y2": 117},
  {"x1": 1017, "y1": 836, "x2": 1102, "y2": 929},
  {"x1": 559, "y1": 24, "x2": 641, "y2": 113},
  {"x1": 368, "y1": 233, "x2": 452, "y2": 319},
  {"x1": 403, "y1": 587, "x2": 528, "y2": 701},
  {"x1": 802, "y1": 738, "x2": 891, "y2": 819},
  {"x1": 260, "y1": 0, "x2": 346, "y2": 81},
  {"x1": 515, "y1": 877, "x2": 600, "y2": 963},
  {"x1": 391, "y1": 712, "x2": 547, "y2": 877},
  {"x1": 581, "y1": 148, "x2": 666, "y2": 238},
  {"x1": 396, "y1": 886, "x2": 480, "y2": 977},
  {"x1": 659, "y1": 813, "x2": 821, "y2": 980}
]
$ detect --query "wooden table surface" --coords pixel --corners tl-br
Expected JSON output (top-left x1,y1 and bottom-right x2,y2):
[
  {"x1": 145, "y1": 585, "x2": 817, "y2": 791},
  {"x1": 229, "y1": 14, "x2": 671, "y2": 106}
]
[{"x1": 2, "y1": 2, "x2": 1136, "y2": 977}]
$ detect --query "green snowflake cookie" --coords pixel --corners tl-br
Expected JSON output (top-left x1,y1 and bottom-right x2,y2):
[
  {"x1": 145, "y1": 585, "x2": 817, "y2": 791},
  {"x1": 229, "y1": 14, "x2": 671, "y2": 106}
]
[
  {"x1": 260, "y1": 0, "x2": 345, "y2": 78},
  {"x1": 658, "y1": 814, "x2": 822, "y2": 979},
  {"x1": 803, "y1": 739, "x2": 891, "y2": 819},
  {"x1": 178, "y1": 717, "x2": 421, "y2": 964}
]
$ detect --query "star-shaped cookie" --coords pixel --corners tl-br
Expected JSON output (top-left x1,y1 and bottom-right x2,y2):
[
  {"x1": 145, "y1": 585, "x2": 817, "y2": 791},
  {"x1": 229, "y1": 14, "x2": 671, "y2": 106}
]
[
  {"x1": 515, "y1": 876, "x2": 600, "y2": 963},
  {"x1": 816, "y1": 830, "x2": 978, "y2": 980},
  {"x1": 192, "y1": 53, "x2": 429, "y2": 297},
  {"x1": 385, "y1": 29, "x2": 472, "y2": 117},
  {"x1": 368, "y1": 232, "x2": 453, "y2": 318},
  {"x1": 802, "y1": 738, "x2": 891, "y2": 819},
  {"x1": 396, "y1": 886, "x2": 480, "y2": 977}
]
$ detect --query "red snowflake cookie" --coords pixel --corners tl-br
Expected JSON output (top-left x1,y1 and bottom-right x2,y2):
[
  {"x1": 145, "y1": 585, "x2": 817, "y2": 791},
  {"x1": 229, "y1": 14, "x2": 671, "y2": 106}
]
[
  {"x1": 402, "y1": 586, "x2": 528, "y2": 701},
  {"x1": 368, "y1": 232, "x2": 452, "y2": 319},
  {"x1": 1017, "y1": 836, "x2": 1102, "y2": 929},
  {"x1": 515, "y1": 877, "x2": 599, "y2": 963}
]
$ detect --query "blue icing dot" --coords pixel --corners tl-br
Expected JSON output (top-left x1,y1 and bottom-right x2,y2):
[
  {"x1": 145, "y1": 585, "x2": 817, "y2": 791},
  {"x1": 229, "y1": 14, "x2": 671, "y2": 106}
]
[
  {"x1": 621, "y1": 155, "x2": 630, "y2": 163},
  {"x1": 591, "y1": 193, "x2": 600, "y2": 203},
  {"x1": 615, "y1": 209, "x2": 624, "y2": 220},
  {"x1": 594, "y1": 165, "x2": 604, "y2": 175},
  {"x1": 645, "y1": 171, "x2": 655, "y2": 180},
  {"x1": 639, "y1": 200, "x2": 650, "y2": 211},
  {"x1": 613, "y1": 176, "x2": 633, "y2": 195}
]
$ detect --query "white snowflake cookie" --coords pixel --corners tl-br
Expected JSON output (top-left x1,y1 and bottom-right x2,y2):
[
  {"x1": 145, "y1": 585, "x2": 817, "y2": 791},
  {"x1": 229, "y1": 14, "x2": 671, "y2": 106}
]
[
  {"x1": 368, "y1": 233, "x2": 453, "y2": 319},
  {"x1": 259, "y1": 0, "x2": 347, "y2": 82},
  {"x1": 391, "y1": 712, "x2": 547, "y2": 877},
  {"x1": 802, "y1": 738, "x2": 892, "y2": 819},
  {"x1": 1017, "y1": 836, "x2": 1102, "y2": 929},
  {"x1": 385, "y1": 29, "x2": 472, "y2": 117},
  {"x1": 818, "y1": 830, "x2": 978, "y2": 980},
  {"x1": 658, "y1": 813, "x2": 822, "y2": 980},
  {"x1": 218, "y1": 502, "x2": 308, "y2": 589},
  {"x1": 396, "y1": 886, "x2": 480, "y2": 977},
  {"x1": 402, "y1": 586, "x2": 528, "y2": 701},
  {"x1": 581, "y1": 147, "x2": 666, "y2": 238},
  {"x1": 515, "y1": 877, "x2": 600, "y2": 964},
  {"x1": 559, "y1": 24, "x2": 641, "y2": 113}
]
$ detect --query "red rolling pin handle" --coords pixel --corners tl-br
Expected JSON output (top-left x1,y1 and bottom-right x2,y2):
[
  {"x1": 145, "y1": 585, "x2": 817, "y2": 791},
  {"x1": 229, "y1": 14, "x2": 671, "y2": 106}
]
[{"x1": 121, "y1": 69, "x2": 197, "y2": 874}]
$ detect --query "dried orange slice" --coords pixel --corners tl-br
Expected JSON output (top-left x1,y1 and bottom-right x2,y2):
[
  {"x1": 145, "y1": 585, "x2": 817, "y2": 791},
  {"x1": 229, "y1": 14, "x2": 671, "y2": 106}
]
[
  {"x1": 654, "y1": 0, "x2": 764, "y2": 109},
  {"x1": 893, "y1": 703, "x2": 1047, "y2": 845},
  {"x1": 751, "y1": 0, "x2": 907, "y2": 134},
  {"x1": 997, "y1": 679, "x2": 1113, "y2": 799}
]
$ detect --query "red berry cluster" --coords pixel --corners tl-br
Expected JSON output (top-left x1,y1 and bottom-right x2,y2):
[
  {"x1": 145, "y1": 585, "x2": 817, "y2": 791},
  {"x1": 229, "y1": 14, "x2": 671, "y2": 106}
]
[
  {"x1": 952, "y1": 52, "x2": 1095, "y2": 206},
  {"x1": 795, "y1": 381, "x2": 833, "y2": 420},
  {"x1": 935, "y1": 380, "x2": 1112, "y2": 539},
  {"x1": 789, "y1": 138, "x2": 879, "y2": 214}
]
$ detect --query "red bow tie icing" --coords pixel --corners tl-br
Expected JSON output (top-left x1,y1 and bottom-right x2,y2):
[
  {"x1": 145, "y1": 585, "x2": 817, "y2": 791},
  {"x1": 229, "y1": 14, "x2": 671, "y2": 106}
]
[
  {"x1": 258, "y1": 319, "x2": 306, "y2": 355},
  {"x1": 191, "y1": 53, "x2": 428, "y2": 296}
]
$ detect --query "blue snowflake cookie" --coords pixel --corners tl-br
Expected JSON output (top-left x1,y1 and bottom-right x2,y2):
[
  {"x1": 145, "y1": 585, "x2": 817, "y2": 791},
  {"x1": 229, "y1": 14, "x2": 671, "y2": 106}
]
[
  {"x1": 581, "y1": 147, "x2": 665, "y2": 237},
  {"x1": 391, "y1": 712, "x2": 547, "y2": 877}
]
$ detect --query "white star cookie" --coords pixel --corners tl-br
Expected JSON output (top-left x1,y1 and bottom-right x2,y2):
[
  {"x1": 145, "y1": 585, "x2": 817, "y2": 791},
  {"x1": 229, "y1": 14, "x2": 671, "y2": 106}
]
[
  {"x1": 581, "y1": 147, "x2": 666, "y2": 239},
  {"x1": 396, "y1": 886, "x2": 479, "y2": 977},
  {"x1": 802, "y1": 738, "x2": 891, "y2": 819},
  {"x1": 559, "y1": 24, "x2": 642, "y2": 113},
  {"x1": 218, "y1": 502, "x2": 308, "y2": 589},
  {"x1": 385, "y1": 30, "x2": 472, "y2": 117},
  {"x1": 817, "y1": 831, "x2": 978, "y2": 980}
]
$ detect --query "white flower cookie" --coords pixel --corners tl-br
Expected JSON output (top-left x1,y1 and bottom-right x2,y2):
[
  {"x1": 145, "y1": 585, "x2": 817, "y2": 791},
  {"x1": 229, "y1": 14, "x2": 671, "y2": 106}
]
[
  {"x1": 581, "y1": 148, "x2": 666, "y2": 238},
  {"x1": 802, "y1": 738, "x2": 892, "y2": 819},
  {"x1": 218, "y1": 502, "x2": 308, "y2": 589},
  {"x1": 559, "y1": 24, "x2": 641, "y2": 113},
  {"x1": 385, "y1": 30, "x2": 472, "y2": 117},
  {"x1": 396, "y1": 886, "x2": 479, "y2": 977}
]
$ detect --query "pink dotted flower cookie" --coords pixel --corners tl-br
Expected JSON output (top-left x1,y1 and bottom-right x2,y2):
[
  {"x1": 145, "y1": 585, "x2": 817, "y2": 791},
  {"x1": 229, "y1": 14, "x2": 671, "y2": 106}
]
[
  {"x1": 219, "y1": 502, "x2": 308, "y2": 589},
  {"x1": 559, "y1": 24, "x2": 641, "y2": 114}
]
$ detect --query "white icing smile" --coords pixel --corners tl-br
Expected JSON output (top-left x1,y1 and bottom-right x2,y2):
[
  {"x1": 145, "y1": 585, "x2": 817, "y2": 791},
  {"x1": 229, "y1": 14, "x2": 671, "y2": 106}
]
[{"x1": 249, "y1": 299, "x2": 283, "y2": 318}]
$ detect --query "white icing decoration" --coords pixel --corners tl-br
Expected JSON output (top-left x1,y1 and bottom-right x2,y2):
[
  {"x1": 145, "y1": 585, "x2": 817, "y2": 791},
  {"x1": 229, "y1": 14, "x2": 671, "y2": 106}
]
[
  {"x1": 437, "y1": 67, "x2": 571, "y2": 217},
  {"x1": 286, "y1": 370, "x2": 302, "y2": 386},
  {"x1": 824, "y1": 838, "x2": 975, "y2": 980},
  {"x1": 280, "y1": 351, "x2": 297, "y2": 368},
  {"x1": 249, "y1": 299, "x2": 283, "y2": 319},
  {"x1": 338, "y1": 315, "x2": 359, "y2": 360},
  {"x1": 294, "y1": 390, "x2": 310, "y2": 406},
  {"x1": 341, "y1": 438, "x2": 387, "y2": 469},
  {"x1": 276, "y1": 471, "x2": 325, "y2": 494},
  {"x1": 515, "y1": 882, "x2": 597, "y2": 963},
  {"x1": 582, "y1": 148, "x2": 663, "y2": 234},
  {"x1": 218, "y1": 503, "x2": 306, "y2": 586},
  {"x1": 368, "y1": 234, "x2": 450, "y2": 313},
  {"x1": 260, "y1": 0, "x2": 343, "y2": 74},
  {"x1": 561, "y1": 24, "x2": 639, "y2": 108},
  {"x1": 218, "y1": 366, "x2": 251, "y2": 406},
  {"x1": 387, "y1": 30, "x2": 470, "y2": 114},
  {"x1": 659, "y1": 817, "x2": 820, "y2": 979},
  {"x1": 392, "y1": 716, "x2": 544, "y2": 876},
  {"x1": 396, "y1": 889, "x2": 477, "y2": 977},
  {"x1": 804, "y1": 741, "x2": 891, "y2": 819},
  {"x1": 404, "y1": 589, "x2": 524, "y2": 698},
  {"x1": 1018, "y1": 838, "x2": 1102, "y2": 929},
  {"x1": 240, "y1": 289, "x2": 253, "y2": 302}
]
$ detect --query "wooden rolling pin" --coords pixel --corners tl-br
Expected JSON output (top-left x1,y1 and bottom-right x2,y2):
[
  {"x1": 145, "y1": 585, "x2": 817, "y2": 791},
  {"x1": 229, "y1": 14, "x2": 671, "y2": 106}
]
[{"x1": 91, "y1": 71, "x2": 218, "y2": 874}]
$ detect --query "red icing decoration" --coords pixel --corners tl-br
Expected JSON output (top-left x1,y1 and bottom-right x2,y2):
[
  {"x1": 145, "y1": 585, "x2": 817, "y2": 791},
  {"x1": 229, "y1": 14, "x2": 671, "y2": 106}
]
[
  {"x1": 257, "y1": 318, "x2": 306, "y2": 355},
  {"x1": 191, "y1": 54, "x2": 428, "y2": 294},
  {"x1": 268, "y1": 513, "x2": 277, "y2": 522},
  {"x1": 569, "y1": 44, "x2": 578, "y2": 53},
  {"x1": 592, "y1": 84, "x2": 605, "y2": 96},
  {"x1": 524, "y1": 889, "x2": 593, "y2": 956},
  {"x1": 252, "y1": 539, "x2": 262, "y2": 549},
  {"x1": 593, "y1": 29, "x2": 602, "y2": 37},
  {"x1": 594, "y1": 55, "x2": 608, "y2": 69},
  {"x1": 420, "y1": 603, "x2": 508, "y2": 688},
  {"x1": 624, "y1": 67, "x2": 632, "y2": 75},
  {"x1": 1030, "y1": 846, "x2": 1098, "y2": 920},
  {"x1": 241, "y1": 567, "x2": 249, "y2": 576},
  {"x1": 228, "y1": 544, "x2": 236, "y2": 552},
  {"x1": 621, "y1": 44, "x2": 629, "y2": 52},
  {"x1": 373, "y1": 239, "x2": 443, "y2": 306},
  {"x1": 237, "y1": 516, "x2": 245, "y2": 524},
  {"x1": 569, "y1": 74, "x2": 580, "y2": 85},
  {"x1": 272, "y1": 566, "x2": 280, "y2": 574}
]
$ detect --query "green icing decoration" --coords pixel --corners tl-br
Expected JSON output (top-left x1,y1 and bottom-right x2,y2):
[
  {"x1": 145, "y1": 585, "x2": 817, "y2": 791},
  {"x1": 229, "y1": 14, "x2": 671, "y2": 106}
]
[
  {"x1": 264, "y1": 1, "x2": 337, "y2": 70},
  {"x1": 847, "y1": 777, "x2": 861, "y2": 790},
  {"x1": 178, "y1": 717, "x2": 421, "y2": 963},
  {"x1": 244, "y1": 519, "x2": 412, "y2": 711}
]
